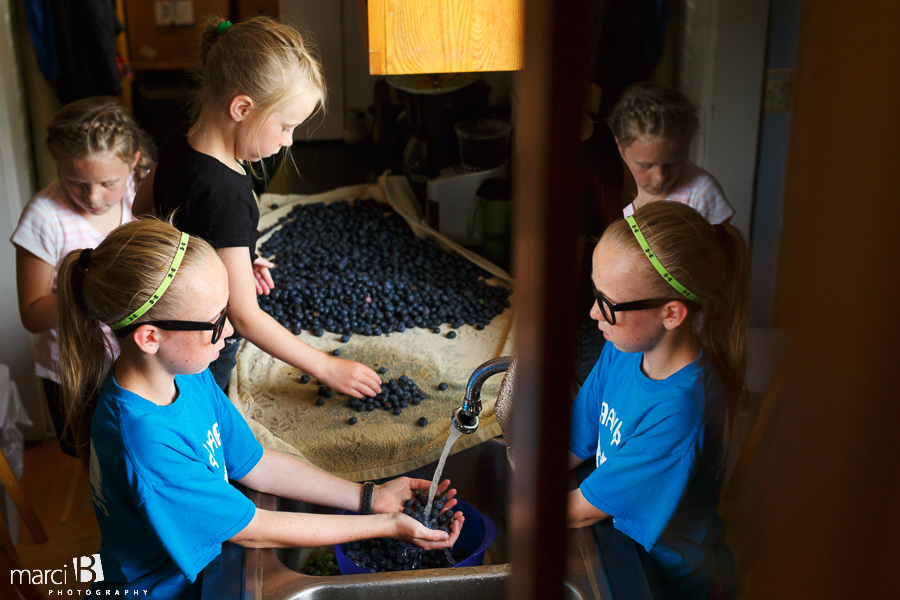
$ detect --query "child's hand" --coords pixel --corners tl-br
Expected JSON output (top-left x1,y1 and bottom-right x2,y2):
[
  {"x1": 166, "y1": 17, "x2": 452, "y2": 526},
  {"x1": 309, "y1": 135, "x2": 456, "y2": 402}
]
[
  {"x1": 389, "y1": 511, "x2": 464, "y2": 550},
  {"x1": 317, "y1": 356, "x2": 382, "y2": 398},
  {"x1": 252, "y1": 257, "x2": 276, "y2": 295},
  {"x1": 372, "y1": 477, "x2": 459, "y2": 515}
]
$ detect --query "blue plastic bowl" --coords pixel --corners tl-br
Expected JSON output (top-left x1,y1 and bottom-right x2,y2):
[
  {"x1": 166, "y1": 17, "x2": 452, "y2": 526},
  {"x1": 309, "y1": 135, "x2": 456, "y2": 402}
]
[{"x1": 334, "y1": 499, "x2": 497, "y2": 575}]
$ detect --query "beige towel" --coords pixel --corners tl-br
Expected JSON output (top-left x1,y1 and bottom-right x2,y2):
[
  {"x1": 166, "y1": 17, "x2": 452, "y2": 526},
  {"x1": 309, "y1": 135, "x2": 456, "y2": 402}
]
[{"x1": 228, "y1": 174, "x2": 515, "y2": 481}]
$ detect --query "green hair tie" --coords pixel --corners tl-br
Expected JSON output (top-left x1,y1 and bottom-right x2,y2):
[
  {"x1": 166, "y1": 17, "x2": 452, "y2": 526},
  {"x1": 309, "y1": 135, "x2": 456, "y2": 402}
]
[
  {"x1": 625, "y1": 216, "x2": 702, "y2": 304},
  {"x1": 216, "y1": 21, "x2": 232, "y2": 35},
  {"x1": 110, "y1": 233, "x2": 190, "y2": 330}
]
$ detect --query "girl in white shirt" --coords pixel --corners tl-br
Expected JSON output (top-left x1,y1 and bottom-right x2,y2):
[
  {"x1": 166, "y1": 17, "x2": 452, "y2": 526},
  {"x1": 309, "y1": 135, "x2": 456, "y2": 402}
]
[
  {"x1": 11, "y1": 96, "x2": 156, "y2": 456},
  {"x1": 609, "y1": 83, "x2": 734, "y2": 225}
]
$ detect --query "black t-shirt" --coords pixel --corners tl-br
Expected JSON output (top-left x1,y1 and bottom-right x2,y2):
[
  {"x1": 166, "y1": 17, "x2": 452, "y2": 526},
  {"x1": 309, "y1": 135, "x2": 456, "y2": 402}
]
[{"x1": 153, "y1": 135, "x2": 260, "y2": 262}]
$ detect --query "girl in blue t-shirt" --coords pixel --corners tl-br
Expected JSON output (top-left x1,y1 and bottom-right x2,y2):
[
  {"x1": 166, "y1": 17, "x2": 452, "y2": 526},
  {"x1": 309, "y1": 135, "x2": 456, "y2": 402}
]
[
  {"x1": 55, "y1": 219, "x2": 463, "y2": 598},
  {"x1": 568, "y1": 202, "x2": 746, "y2": 600}
]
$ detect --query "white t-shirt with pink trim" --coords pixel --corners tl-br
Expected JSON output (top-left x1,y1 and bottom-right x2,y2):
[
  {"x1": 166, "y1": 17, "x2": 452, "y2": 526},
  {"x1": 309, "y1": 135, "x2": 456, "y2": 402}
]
[
  {"x1": 10, "y1": 176, "x2": 136, "y2": 383},
  {"x1": 623, "y1": 161, "x2": 734, "y2": 225}
]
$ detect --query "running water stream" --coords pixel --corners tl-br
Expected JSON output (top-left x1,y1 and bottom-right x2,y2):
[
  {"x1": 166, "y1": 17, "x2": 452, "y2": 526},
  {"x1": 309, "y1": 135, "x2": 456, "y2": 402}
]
[{"x1": 424, "y1": 427, "x2": 463, "y2": 516}]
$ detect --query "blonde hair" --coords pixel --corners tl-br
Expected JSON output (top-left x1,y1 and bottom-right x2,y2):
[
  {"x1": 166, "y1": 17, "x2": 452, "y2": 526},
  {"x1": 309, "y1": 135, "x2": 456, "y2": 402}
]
[
  {"x1": 601, "y1": 202, "x2": 749, "y2": 392},
  {"x1": 190, "y1": 15, "x2": 326, "y2": 161},
  {"x1": 608, "y1": 82, "x2": 699, "y2": 150},
  {"x1": 56, "y1": 219, "x2": 218, "y2": 461},
  {"x1": 46, "y1": 97, "x2": 156, "y2": 186}
]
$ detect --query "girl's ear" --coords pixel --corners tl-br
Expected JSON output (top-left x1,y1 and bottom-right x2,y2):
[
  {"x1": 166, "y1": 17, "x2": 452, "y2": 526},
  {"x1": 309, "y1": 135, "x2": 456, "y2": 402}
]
[
  {"x1": 229, "y1": 95, "x2": 254, "y2": 122},
  {"x1": 131, "y1": 325, "x2": 161, "y2": 355},
  {"x1": 129, "y1": 150, "x2": 141, "y2": 172},
  {"x1": 661, "y1": 301, "x2": 691, "y2": 331}
]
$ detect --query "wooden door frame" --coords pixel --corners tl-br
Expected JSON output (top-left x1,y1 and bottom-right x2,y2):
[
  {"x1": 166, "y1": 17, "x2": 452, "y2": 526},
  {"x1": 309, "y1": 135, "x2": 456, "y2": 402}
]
[{"x1": 508, "y1": 0, "x2": 589, "y2": 597}]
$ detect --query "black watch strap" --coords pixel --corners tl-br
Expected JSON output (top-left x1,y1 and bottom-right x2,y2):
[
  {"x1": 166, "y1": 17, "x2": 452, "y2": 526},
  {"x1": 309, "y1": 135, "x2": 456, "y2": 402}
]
[{"x1": 360, "y1": 481, "x2": 375, "y2": 515}]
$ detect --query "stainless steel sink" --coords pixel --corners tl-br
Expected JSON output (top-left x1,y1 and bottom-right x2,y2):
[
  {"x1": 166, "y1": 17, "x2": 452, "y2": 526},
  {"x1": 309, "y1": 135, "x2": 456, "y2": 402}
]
[
  {"x1": 267, "y1": 565, "x2": 587, "y2": 599},
  {"x1": 237, "y1": 438, "x2": 611, "y2": 600}
]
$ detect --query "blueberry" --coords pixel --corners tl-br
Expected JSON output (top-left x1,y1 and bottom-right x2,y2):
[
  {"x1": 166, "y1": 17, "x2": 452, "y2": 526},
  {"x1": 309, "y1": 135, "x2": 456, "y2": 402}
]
[
  {"x1": 431, "y1": 327, "x2": 441, "y2": 334},
  {"x1": 340, "y1": 334, "x2": 351, "y2": 343},
  {"x1": 393, "y1": 407, "x2": 402, "y2": 415},
  {"x1": 312, "y1": 328, "x2": 324, "y2": 337},
  {"x1": 300, "y1": 374, "x2": 311, "y2": 384},
  {"x1": 348, "y1": 416, "x2": 357, "y2": 425},
  {"x1": 356, "y1": 405, "x2": 364, "y2": 412},
  {"x1": 417, "y1": 417, "x2": 428, "y2": 427},
  {"x1": 437, "y1": 383, "x2": 448, "y2": 391},
  {"x1": 446, "y1": 331, "x2": 457, "y2": 339},
  {"x1": 315, "y1": 398, "x2": 324, "y2": 406},
  {"x1": 332, "y1": 348, "x2": 341, "y2": 356},
  {"x1": 378, "y1": 367, "x2": 387, "y2": 374}
]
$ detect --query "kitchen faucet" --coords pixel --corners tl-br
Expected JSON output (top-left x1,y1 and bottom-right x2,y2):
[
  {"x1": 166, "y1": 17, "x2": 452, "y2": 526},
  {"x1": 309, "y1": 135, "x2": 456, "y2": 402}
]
[{"x1": 451, "y1": 356, "x2": 514, "y2": 434}]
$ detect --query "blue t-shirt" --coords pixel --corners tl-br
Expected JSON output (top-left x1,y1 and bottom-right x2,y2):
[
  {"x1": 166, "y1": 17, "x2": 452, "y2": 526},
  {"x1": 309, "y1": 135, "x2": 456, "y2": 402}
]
[
  {"x1": 88, "y1": 368, "x2": 264, "y2": 598},
  {"x1": 571, "y1": 343, "x2": 735, "y2": 600}
]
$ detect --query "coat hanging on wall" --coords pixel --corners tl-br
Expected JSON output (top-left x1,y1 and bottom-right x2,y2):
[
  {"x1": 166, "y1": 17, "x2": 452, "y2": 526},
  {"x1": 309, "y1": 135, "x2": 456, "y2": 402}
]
[
  {"x1": 588, "y1": 0, "x2": 671, "y2": 117},
  {"x1": 24, "y1": 0, "x2": 123, "y2": 105}
]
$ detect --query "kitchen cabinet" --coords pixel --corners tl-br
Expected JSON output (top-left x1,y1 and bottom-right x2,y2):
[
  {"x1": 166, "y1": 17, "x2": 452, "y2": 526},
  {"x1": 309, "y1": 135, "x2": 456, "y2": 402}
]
[{"x1": 367, "y1": 0, "x2": 523, "y2": 75}]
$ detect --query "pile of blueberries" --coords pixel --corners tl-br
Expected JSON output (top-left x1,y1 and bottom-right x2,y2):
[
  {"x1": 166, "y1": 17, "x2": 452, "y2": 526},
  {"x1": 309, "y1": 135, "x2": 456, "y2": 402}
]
[
  {"x1": 346, "y1": 374, "x2": 425, "y2": 418},
  {"x1": 258, "y1": 199, "x2": 511, "y2": 337},
  {"x1": 343, "y1": 489, "x2": 468, "y2": 572}
]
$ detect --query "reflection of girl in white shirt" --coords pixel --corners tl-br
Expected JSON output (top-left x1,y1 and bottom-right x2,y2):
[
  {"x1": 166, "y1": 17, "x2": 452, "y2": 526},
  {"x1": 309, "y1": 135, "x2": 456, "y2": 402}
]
[
  {"x1": 610, "y1": 82, "x2": 735, "y2": 225},
  {"x1": 623, "y1": 161, "x2": 734, "y2": 225}
]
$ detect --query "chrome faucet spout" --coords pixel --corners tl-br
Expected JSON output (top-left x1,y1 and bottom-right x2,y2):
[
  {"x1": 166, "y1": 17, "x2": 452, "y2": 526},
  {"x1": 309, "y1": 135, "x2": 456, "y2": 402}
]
[{"x1": 452, "y1": 356, "x2": 514, "y2": 434}]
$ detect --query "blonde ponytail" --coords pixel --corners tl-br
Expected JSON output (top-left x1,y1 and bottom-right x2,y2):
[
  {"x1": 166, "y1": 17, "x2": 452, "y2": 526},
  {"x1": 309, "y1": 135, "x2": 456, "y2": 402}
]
[
  {"x1": 191, "y1": 15, "x2": 326, "y2": 142},
  {"x1": 56, "y1": 219, "x2": 218, "y2": 462},
  {"x1": 603, "y1": 202, "x2": 750, "y2": 392}
]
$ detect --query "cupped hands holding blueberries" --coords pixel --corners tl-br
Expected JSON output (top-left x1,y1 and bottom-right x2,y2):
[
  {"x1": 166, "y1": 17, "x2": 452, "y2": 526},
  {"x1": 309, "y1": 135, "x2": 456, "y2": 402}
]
[{"x1": 370, "y1": 478, "x2": 464, "y2": 550}]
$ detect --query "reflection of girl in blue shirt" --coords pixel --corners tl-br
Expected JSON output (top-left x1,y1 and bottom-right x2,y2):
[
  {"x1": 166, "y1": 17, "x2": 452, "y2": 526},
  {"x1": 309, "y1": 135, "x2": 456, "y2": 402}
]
[{"x1": 568, "y1": 202, "x2": 747, "y2": 600}]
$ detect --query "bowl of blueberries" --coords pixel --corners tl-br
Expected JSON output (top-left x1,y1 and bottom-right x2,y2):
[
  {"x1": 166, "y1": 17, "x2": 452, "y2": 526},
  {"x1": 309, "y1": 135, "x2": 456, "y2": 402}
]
[{"x1": 334, "y1": 490, "x2": 497, "y2": 575}]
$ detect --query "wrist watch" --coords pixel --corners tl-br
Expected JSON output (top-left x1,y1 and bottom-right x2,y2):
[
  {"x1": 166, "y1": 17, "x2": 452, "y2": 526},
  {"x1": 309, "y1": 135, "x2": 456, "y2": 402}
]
[{"x1": 360, "y1": 481, "x2": 376, "y2": 515}]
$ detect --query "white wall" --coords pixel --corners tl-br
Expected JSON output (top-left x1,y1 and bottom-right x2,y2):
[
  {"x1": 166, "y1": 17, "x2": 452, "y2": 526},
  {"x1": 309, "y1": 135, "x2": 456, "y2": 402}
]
[
  {"x1": 0, "y1": 0, "x2": 45, "y2": 439},
  {"x1": 680, "y1": 0, "x2": 770, "y2": 238}
]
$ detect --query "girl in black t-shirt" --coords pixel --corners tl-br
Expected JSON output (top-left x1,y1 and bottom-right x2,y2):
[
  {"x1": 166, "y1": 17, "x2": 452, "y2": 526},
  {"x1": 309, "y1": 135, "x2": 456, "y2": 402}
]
[{"x1": 134, "y1": 16, "x2": 382, "y2": 399}]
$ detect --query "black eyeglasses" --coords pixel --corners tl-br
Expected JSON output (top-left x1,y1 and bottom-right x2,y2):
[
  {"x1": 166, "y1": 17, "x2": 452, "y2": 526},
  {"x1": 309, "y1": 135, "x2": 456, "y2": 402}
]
[
  {"x1": 113, "y1": 304, "x2": 230, "y2": 344},
  {"x1": 590, "y1": 281, "x2": 699, "y2": 326}
]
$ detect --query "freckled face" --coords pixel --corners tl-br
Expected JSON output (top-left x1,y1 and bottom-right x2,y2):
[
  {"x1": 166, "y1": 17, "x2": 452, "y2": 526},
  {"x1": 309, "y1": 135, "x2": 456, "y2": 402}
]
[
  {"x1": 156, "y1": 259, "x2": 233, "y2": 375},
  {"x1": 590, "y1": 239, "x2": 667, "y2": 354},
  {"x1": 618, "y1": 134, "x2": 686, "y2": 197},
  {"x1": 235, "y1": 91, "x2": 319, "y2": 162},
  {"x1": 58, "y1": 151, "x2": 139, "y2": 216}
]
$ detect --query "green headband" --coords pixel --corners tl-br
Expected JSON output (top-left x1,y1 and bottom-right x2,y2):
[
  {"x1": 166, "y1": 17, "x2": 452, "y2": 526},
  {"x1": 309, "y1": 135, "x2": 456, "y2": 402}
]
[
  {"x1": 625, "y1": 216, "x2": 702, "y2": 304},
  {"x1": 216, "y1": 21, "x2": 232, "y2": 35},
  {"x1": 110, "y1": 232, "x2": 190, "y2": 331}
]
